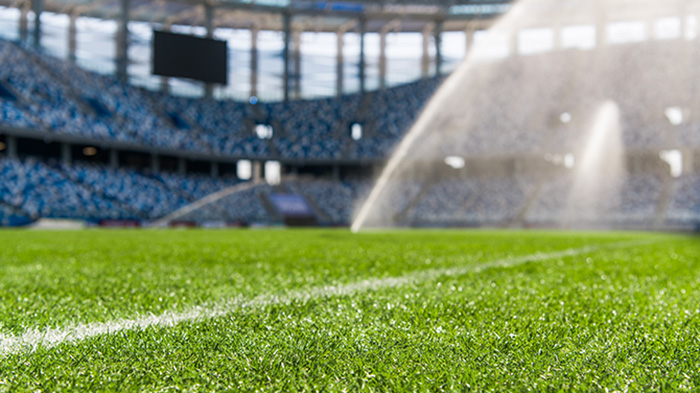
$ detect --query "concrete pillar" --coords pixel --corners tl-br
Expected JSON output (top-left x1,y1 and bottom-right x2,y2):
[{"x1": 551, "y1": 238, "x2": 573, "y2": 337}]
[
  {"x1": 434, "y1": 18, "x2": 443, "y2": 76},
  {"x1": 160, "y1": 25, "x2": 171, "y2": 94},
  {"x1": 204, "y1": 6, "x2": 214, "y2": 38},
  {"x1": 160, "y1": 77, "x2": 170, "y2": 94},
  {"x1": 596, "y1": 22, "x2": 606, "y2": 48},
  {"x1": 150, "y1": 153, "x2": 159, "y2": 172},
  {"x1": 464, "y1": 27, "x2": 470, "y2": 54},
  {"x1": 379, "y1": 30, "x2": 387, "y2": 90},
  {"x1": 283, "y1": 12, "x2": 291, "y2": 102},
  {"x1": 109, "y1": 149, "x2": 118, "y2": 168},
  {"x1": 6, "y1": 135, "x2": 17, "y2": 160},
  {"x1": 292, "y1": 29, "x2": 302, "y2": 100},
  {"x1": 204, "y1": 4, "x2": 214, "y2": 98},
  {"x1": 421, "y1": 23, "x2": 433, "y2": 79},
  {"x1": 68, "y1": 12, "x2": 77, "y2": 63},
  {"x1": 19, "y1": 1, "x2": 29, "y2": 43},
  {"x1": 210, "y1": 161, "x2": 219, "y2": 177},
  {"x1": 252, "y1": 161, "x2": 262, "y2": 181},
  {"x1": 116, "y1": 0, "x2": 130, "y2": 81},
  {"x1": 32, "y1": 0, "x2": 42, "y2": 48},
  {"x1": 332, "y1": 165, "x2": 340, "y2": 181},
  {"x1": 552, "y1": 24, "x2": 562, "y2": 51},
  {"x1": 683, "y1": 149, "x2": 695, "y2": 174},
  {"x1": 359, "y1": 18, "x2": 366, "y2": 94},
  {"x1": 336, "y1": 30, "x2": 344, "y2": 97},
  {"x1": 509, "y1": 29, "x2": 518, "y2": 57},
  {"x1": 595, "y1": 0, "x2": 607, "y2": 48},
  {"x1": 465, "y1": 26, "x2": 475, "y2": 54},
  {"x1": 250, "y1": 28, "x2": 258, "y2": 98},
  {"x1": 61, "y1": 143, "x2": 71, "y2": 166},
  {"x1": 178, "y1": 158, "x2": 186, "y2": 175}
]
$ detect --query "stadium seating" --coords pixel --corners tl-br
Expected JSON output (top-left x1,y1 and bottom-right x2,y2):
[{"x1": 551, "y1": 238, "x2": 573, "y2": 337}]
[
  {"x1": 0, "y1": 152, "x2": 699, "y2": 227},
  {"x1": 0, "y1": 38, "x2": 442, "y2": 160},
  {"x1": 284, "y1": 178, "x2": 372, "y2": 224},
  {"x1": 668, "y1": 175, "x2": 700, "y2": 224},
  {"x1": 1, "y1": 37, "x2": 699, "y2": 228},
  {"x1": 0, "y1": 156, "x2": 239, "y2": 223}
]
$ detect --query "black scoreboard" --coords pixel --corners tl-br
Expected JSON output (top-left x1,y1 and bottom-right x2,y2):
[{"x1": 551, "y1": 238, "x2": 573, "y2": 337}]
[{"x1": 152, "y1": 30, "x2": 228, "y2": 85}]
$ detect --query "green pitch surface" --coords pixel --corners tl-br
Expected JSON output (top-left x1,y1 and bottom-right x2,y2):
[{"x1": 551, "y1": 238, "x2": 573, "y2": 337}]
[{"x1": 1, "y1": 229, "x2": 699, "y2": 391}]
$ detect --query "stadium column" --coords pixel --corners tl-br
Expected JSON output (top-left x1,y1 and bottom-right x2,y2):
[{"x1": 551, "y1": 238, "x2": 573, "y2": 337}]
[
  {"x1": 595, "y1": 0, "x2": 607, "y2": 48},
  {"x1": 293, "y1": 28, "x2": 302, "y2": 100},
  {"x1": 19, "y1": 0, "x2": 29, "y2": 43},
  {"x1": 68, "y1": 10, "x2": 77, "y2": 63},
  {"x1": 6, "y1": 136, "x2": 17, "y2": 160},
  {"x1": 465, "y1": 23, "x2": 475, "y2": 55},
  {"x1": 61, "y1": 143, "x2": 71, "y2": 166},
  {"x1": 283, "y1": 11, "x2": 292, "y2": 102},
  {"x1": 252, "y1": 161, "x2": 262, "y2": 181},
  {"x1": 684, "y1": 150, "x2": 694, "y2": 174},
  {"x1": 250, "y1": 27, "x2": 258, "y2": 98},
  {"x1": 434, "y1": 17, "x2": 443, "y2": 77},
  {"x1": 151, "y1": 154, "x2": 159, "y2": 173},
  {"x1": 116, "y1": 0, "x2": 130, "y2": 82},
  {"x1": 204, "y1": 4, "x2": 215, "y2": 98},
  {"x1": 336, "y1": 29, "x2": 344, "y2": 97},
  {"x1": 178, "y1": 158, "x2": 186, "y2": 175},
  {"x1": 160, "y1": 25, "x2": 171, "y2": 94},
  {"x1": 552, "y1": 24, "x2": 562, "y2": 51},
  {"x1": 359, "y1": 17, "x2": 366, "y2": 94},
  {"x1": 421, "y1": 23, "x2": 434, "y2": 79},
  {"x1": 32, "y1": 0, "x2": 42, "y2": 48},
  {"x1": 109, "y1": 150, "x2": 118, "y2": 168},
  {"x1": 211, "y1": 162, "x2": 219, "y2": 177},
  {"x1": 509, "y1": 28, "x2": 518, "y2": 58},
  {"x1": 379, "y1": 28, "x2": 387, "y2": 90}
]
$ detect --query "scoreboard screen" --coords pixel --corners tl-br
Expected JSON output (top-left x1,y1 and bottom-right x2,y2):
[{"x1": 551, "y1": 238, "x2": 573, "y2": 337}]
[{"x1": 152, "y1": 30, "x2": 228, "y2": 85}]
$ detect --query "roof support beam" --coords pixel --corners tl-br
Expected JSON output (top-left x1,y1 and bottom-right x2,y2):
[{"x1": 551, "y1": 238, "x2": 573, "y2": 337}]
[
  {"x1": 336, "y1": 29, "x2": 343, "y2": 97},
  {"x1": 282, "y1": 11, "x2": 291, "y2": 101},
  {"x1": 204, "y1": 3, "x2": 214, "y2": 98},
  {"x1": 378, "y1": 17, "x2": 403, "y2": 87},
  {"x1": 421, "y1": 22, "x2": 434, "y2": 79},
  {"x1": 68, "y1": 10, "x2": 76, "y2": 62},
  {"x1": 379, "y1": 29, "x2": 387, "y2": 90},
  {"x1": 250, "y1": 27, "x2": 258, "y2": 98},
  {"x1": 292, "y1": 28, "x2": 302, "y2": 100},
  {"x1": 434, "y1": 16, "x2": 443, "y2": 76},
  {"x1": 162, "y1": 7, "x2": 201, "y2": 29},
  {"x1": 32, "y1": 0, "x2": 42, "y2": 48},
  {"x1": 116, "y1": 0, "x2": 130, "y2": 82},
  {"x1": 359, "y1": 16, "x2": 366, "y2": 94},
  {"x1": 18, "y1": 0, "x2": 29, "y2": 43},
  {"x1": 335, "y1": 20, "x2": 356, "y2": 98}
]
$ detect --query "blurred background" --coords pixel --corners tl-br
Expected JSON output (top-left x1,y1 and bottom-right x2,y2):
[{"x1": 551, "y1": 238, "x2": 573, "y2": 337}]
[{"x1": 0, "y1": 0, "x2": 698, "y2": 230}]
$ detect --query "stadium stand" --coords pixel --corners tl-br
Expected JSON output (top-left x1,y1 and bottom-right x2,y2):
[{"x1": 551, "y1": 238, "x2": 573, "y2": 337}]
[
  {"x1": 0, "y1": 36, "x2": 699, "y2": 229},
  {"x1": 0, "y1": 151, "x2": 698, "y2": 227},
  {"x1": 0, "y1": 38, "x2": 443, "y2": 160},
  {"x1": 668, "y1": 175, "x2": 700, "y2": 225}
]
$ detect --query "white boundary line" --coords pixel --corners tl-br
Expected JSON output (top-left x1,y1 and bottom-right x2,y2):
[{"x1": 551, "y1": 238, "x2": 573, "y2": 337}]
[{"x1": 0, "y1": 239, "x2": 657, "y2": 357}]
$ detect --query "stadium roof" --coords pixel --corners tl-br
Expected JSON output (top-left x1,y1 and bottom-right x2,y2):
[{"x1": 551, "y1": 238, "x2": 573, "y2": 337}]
[{"x1": 0, "y1": 0, "x2": 512, "y2": 32}]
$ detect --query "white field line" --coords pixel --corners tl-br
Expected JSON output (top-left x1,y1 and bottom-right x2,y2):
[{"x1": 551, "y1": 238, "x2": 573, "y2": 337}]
[{"x1": 0, "y1": 239, "x2": 657, "y2": 357}]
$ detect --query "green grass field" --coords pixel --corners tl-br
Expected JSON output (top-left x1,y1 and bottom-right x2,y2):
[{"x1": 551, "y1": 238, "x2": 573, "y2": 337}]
[{"x1": 0, "y1": 229, "x2": 699, "y2": 392}]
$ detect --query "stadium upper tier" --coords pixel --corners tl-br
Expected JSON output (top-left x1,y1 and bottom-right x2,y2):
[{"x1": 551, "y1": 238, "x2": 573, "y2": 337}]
[
  {"x1": 1, "y1": 38, "x2": 699, "y2": 164},
  {"x1": 0, "y1": 38, "x2": 442, "y2": 161}
]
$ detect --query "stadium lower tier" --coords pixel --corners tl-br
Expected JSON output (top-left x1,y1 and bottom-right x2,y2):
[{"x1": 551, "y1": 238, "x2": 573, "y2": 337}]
[{"x1": 0, "y1": 156, "x2": 698, "y2": 229}]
